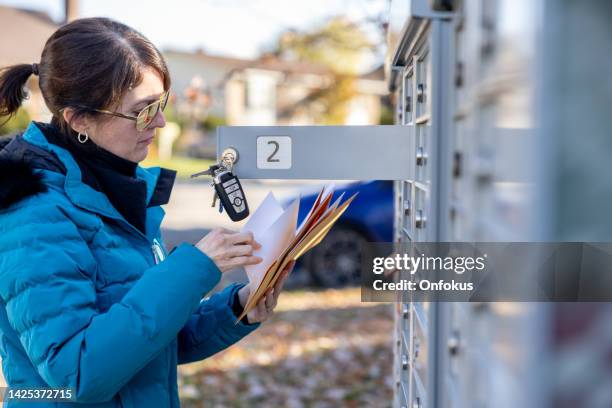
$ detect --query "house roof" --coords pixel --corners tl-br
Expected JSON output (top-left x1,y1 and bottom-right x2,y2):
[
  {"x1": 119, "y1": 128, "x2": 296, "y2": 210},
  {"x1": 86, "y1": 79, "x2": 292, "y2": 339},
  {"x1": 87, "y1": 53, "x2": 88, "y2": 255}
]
[
  {"x1": 165, "y1": 49, "x2": 331, "y2": 77},
  {"x1": 247, "y1": 55, "x2": 331, "y2": 76},
  {"x1": 163, "y1": 49, "x2": 251, "y2": 69},
  {"x1": 0, "y1": 6, "x2": 58, "y2": 67}
]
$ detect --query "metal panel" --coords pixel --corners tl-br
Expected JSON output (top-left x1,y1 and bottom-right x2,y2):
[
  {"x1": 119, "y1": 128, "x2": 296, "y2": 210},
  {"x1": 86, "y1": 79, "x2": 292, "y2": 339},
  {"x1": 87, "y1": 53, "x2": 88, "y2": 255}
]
[{"x1": 216, "y1": 125, "x2": 412, "y2": 180}]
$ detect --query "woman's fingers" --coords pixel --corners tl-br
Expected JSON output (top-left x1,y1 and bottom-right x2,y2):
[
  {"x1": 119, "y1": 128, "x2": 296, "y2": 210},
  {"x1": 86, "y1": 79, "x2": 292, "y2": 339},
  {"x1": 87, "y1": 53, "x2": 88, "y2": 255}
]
[
  {"x1": 231, "y1": 255, "x2": 262, "y2": 269},
  {"x1": 197, "y1": 229, "x2": 264, "y2": 273},
  {"x1": 225, "y1": 255, "x2": 262, "y2": 269},
  {"x1": 274, "y1": 263, "x2": 293, "y2": 293},
  {"x1": 273, "y1": 273, "x2": 286, "y2": 294},
  {"x1": 256, "y1": 298, "x2": 267, "y2": 319},
  {"x1": 246, "y1": 287, "x2": 282, "y2": 324},
  {"x1": 224, "y1": 244, "x2": 256, "y2": 258},
  {"x1": 282, "y1": 260, "x2": 296, "y2": 275},
  {"x1": 240, "y1": 260, "x2": 295, "y2": 322},
  {"x1": 265, "y1": 289, "x2": 275, "y2": 310},
  {"x1": 226, "y1": 232, "x2": 259, "y2": 247}
]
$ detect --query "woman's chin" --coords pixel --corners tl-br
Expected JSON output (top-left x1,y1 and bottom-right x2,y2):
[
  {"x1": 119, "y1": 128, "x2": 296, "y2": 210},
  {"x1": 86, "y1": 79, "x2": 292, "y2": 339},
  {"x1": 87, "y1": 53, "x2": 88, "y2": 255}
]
[{"x1": 132, "y1": 146, "x2": 149, "y2": 163}]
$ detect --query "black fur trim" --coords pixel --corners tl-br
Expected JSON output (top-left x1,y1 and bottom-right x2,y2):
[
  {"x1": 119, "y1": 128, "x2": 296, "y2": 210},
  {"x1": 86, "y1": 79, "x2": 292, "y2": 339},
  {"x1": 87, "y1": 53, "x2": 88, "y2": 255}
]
[{"x1": 0, "y1": 159, "x2": 48, "y2": 208}]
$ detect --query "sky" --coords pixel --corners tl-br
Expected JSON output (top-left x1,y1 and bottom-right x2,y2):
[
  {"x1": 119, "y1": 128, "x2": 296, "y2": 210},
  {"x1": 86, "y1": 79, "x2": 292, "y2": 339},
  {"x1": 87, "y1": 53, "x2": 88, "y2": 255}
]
[{"x1": 1, "y1": 0, "x2": 387, "y2": 68}]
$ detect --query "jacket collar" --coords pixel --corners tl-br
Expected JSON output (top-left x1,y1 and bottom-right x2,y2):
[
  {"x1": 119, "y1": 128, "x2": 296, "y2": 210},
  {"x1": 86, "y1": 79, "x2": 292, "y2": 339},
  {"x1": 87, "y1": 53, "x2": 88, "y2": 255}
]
[{"x1": 21, "y1": 122, "x2": 176, "y2": 242}]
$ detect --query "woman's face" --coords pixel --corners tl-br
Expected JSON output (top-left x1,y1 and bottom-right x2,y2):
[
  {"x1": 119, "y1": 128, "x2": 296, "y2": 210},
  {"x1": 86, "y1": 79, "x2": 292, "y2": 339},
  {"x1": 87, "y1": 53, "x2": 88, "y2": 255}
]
[{"x1": 70, "y1": 67, "x2": 167, "y2": 163}]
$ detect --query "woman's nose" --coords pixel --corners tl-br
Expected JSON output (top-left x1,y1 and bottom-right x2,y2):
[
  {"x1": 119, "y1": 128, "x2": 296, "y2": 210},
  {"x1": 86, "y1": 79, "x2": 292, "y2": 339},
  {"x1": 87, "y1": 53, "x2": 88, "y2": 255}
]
[{"x1": 151, "y1": 109, "x2": 166, "y2": 129}]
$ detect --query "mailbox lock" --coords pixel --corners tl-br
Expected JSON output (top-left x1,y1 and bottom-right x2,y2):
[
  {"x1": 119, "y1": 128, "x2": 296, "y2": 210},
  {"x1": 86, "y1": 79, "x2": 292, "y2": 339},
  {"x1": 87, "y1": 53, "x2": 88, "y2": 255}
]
[
  {"x1": 448, "y1": 331, "x2": 461, "y2": 356},
  {"x1": 453, "y1": 151, "x2": 462, "y2": 177},
  {"x1": 415, "y1": 210, "x2": 427, "y2": 229},
  {"x1": 405, "y1": 94, "x2": 412, "y2": 113},
  {"x1": 403, "y1": 199, "x2": 412, "y2": 216},
  {"x1": 416, "y1": 84, "x2": 425, "y2": 103},
  {"x1": 450, "y1": 205, "x2": 457, "y2": 221},
  {"x1": 455, "y1": 61, "x2": 464, "y2": 88},
  {"x1": 416, "y1": 147, "x2": 427, "y2": 166},
  {"x1": 221, "y1": 147, "x2": 239, "y2": 170},
  {"x1": 402, "y1": 303, "x2": 410, "y2": 319}
]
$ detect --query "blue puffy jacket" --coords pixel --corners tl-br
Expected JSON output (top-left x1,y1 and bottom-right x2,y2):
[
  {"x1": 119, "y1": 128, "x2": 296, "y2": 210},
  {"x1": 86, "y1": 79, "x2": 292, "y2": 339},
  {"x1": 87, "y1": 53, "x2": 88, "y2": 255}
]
[{"x1": 0, "y1": 122, "x2": 258, "y2": 407}]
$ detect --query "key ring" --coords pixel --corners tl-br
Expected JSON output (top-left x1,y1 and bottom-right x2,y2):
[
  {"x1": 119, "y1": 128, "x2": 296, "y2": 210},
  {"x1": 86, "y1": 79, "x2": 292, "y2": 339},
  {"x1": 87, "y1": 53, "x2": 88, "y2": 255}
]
[{"x1": 221, "y1": 147, "x2": 238, "y2": 172}]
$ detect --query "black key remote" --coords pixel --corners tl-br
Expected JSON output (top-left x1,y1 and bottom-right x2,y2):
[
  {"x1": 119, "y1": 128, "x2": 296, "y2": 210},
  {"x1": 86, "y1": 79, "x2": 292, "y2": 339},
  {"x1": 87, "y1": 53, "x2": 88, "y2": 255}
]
[{"x1": 213, "y1": 168, "x2": 249, "y2": 221}]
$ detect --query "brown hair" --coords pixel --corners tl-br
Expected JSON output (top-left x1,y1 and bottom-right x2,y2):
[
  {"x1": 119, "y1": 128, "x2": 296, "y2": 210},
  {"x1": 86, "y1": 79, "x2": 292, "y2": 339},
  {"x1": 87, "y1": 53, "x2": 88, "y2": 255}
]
[{"x1": 0, "y1": 17, "x2": 170, "y2": 134}]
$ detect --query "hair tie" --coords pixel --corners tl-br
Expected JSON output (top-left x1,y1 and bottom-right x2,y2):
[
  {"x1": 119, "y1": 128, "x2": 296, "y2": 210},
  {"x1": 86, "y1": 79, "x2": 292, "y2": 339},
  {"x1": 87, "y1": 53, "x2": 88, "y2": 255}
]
[{"x1": 31, "y1": 63, "x2": 39, "y2": 76}]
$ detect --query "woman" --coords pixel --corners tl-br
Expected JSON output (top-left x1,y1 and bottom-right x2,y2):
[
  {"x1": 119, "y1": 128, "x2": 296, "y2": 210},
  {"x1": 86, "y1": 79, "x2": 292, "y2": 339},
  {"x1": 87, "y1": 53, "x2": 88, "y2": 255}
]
[{"x1": 0, "y1": 17, "x2": 291, "y2": 406}]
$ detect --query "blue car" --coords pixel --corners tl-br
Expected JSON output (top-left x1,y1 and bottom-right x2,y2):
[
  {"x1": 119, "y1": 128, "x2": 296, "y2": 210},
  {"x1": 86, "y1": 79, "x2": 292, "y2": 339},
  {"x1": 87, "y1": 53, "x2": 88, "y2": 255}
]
[{"x1": 291, "y1": 180, "x2": 394, "y2": 287}]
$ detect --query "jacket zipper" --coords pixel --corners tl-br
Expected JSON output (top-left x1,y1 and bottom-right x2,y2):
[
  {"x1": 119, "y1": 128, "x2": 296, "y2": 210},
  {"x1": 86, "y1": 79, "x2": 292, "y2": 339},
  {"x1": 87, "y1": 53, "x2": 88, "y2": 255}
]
[{"x1": 151, "y1": 238, "x2": 167, "y2": 265}]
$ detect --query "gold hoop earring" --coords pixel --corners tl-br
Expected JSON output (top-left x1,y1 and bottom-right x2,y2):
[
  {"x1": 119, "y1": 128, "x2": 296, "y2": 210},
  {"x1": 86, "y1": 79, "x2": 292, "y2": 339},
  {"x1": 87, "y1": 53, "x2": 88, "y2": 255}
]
[{"x1": 77, "y1": 131, "x2": 89, "y2": 144}]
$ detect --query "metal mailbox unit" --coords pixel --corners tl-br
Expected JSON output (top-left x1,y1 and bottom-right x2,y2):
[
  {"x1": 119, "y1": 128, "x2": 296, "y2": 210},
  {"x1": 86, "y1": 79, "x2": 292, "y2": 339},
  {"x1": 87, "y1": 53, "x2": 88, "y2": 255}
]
[
  {"x1": 387, "y1": 2, "x2": 453, "y2": 407},
  {"x1": 387, "y1": 1, "x2": 612, "y2": 408}
]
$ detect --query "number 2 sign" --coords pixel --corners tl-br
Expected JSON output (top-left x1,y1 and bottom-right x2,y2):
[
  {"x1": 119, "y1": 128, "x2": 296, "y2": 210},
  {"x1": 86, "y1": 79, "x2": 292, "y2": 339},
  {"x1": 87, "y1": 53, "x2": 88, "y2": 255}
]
[{"x1": 257, "y1": 136, "x2": 292, "y2": 169}]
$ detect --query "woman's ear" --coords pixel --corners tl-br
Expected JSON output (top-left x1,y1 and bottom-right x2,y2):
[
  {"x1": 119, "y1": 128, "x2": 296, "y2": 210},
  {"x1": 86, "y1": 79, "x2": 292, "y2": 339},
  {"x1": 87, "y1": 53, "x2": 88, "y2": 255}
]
[{"x1": 62, "y1": 107, "x2": 89, "y2": 134}]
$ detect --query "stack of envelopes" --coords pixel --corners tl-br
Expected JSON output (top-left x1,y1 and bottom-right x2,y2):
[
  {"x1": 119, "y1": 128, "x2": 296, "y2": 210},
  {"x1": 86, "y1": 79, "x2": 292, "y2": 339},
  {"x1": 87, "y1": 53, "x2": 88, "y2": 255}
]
[{"x1": 237, "y1": 185, "x2": 358, "y2": 321}]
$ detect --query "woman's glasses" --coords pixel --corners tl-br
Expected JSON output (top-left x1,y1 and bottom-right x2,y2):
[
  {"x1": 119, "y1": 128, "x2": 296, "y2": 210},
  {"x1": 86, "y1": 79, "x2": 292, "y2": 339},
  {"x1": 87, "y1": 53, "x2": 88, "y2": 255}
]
[{"x1": 87, "y1": 91, "x2": 169, "y2": 131}]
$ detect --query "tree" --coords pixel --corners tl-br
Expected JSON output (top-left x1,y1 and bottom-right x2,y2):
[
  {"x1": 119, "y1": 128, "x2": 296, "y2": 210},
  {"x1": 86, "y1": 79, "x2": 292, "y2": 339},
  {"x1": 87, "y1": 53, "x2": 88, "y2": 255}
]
[
  {"x1": 0, "y1": 108, "x2": 31, "y2": 137},
  {"x1": 272, "y1": 16, "x2": 375, "y2": 124},
  {"x1": 276, "y1": 17, "x2": 374, "y2": 75}
]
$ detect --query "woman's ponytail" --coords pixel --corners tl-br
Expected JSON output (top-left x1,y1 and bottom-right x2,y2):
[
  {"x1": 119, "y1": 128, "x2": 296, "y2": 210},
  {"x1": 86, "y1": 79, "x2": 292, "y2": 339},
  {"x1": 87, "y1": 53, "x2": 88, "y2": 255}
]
[{"x1": 0, "y1": 63, "x2": 37, "y2": 118}]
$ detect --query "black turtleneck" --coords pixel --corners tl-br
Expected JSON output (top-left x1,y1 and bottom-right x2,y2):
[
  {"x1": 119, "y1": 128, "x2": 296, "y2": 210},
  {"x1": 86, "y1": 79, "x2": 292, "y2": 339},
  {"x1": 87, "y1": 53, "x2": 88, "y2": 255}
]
[{"x1": 37, "y1": 121, "x2": 149, "y2": 234}]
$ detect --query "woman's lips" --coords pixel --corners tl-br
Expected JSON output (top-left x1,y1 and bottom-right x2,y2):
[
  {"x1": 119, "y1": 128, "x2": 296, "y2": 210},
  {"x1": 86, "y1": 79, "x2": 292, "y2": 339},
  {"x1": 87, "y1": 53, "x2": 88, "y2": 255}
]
[{"x1": 139, "y1": 136, "x2": 154, "y2": 145}]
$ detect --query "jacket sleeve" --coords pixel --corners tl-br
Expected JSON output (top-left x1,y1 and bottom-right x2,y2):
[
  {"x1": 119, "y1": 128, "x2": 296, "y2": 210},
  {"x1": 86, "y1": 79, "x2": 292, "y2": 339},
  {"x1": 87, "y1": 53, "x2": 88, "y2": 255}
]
[
  {"x1": 177, "y1": 283, "x2": 260, "y2": 364},
  {"x1": 0, "y1": 201, "x2": 222, "y2": 403}
]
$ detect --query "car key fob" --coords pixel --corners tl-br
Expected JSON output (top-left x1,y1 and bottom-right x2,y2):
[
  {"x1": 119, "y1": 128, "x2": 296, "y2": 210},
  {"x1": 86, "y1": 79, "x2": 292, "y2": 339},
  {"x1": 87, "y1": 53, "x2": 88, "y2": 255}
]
[{"x1": 212, "y1": 168, "x2": 249, "y2": 221}]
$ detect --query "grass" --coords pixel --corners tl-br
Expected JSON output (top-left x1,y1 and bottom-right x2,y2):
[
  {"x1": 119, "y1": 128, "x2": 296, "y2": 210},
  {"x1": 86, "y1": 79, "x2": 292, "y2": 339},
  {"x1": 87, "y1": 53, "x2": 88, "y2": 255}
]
[
  {"x1": 179, "y1": 287, "x2": 394, "y2": 407},
  {"x1": 141, "y1": 156, "x2": 215, "y2": 180}
]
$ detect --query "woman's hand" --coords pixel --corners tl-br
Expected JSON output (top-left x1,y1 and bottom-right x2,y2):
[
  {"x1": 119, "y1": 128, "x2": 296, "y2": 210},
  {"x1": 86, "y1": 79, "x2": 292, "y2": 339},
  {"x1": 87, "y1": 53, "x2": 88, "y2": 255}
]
[
  {"x1": 195, "y1": 228, "x2": 262, "y2": 273},
  {"x1": 237, "y1": 260, "x2": 295, "y2": 324}
]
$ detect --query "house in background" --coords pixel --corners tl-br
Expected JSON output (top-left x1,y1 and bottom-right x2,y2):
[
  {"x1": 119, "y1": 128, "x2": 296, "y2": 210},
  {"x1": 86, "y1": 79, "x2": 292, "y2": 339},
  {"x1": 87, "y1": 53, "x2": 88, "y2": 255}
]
[
  {"x1": 163, "y1": 49, "x2": 250, "y2": 121},
  {"x1": 0, "y1": 6, "x2": 59, "y2": 124},
  {"x1": 348, "y1": 65, "x2": 387, "y2": 125},
  {"x1": 223, "y1": 54, "x2": 334, "y2": 126},
  {"x1": 164, "y1": 50, "x2": 388, "y2": 128},
  {"x1": 234, "y1": 60, "x2": 388, "y2": 126},
  {"x1": 164, "y1": 49, "x2": 388, "y2": 157}
]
